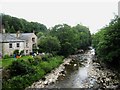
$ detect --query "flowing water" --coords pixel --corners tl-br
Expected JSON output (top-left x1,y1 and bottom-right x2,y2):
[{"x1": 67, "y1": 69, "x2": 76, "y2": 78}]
[{"x1": 47, "y1": 48, "x2": 98, "y2": 88}]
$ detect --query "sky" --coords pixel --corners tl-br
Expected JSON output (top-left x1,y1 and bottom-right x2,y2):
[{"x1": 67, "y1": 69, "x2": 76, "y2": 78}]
[{"x1": 1, "y1": 0, "x2": 119, "y2": 34}]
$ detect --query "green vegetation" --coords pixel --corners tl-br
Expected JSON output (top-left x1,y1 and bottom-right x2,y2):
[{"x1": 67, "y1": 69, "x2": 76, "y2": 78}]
[
  {"x1": 38, "y1": 36, "x2": 61, "y2": 54},
  {"x1": 2, "y1": 14, "x2": 47, "y2": 33},
  {"x1": 2, "y1": 55, "x2": 63, "y2": 89},
  {"x1": 2, "y1": 14, "x2": 92, "y2": 89},
  {"x1": 92, "y1": 16, "x2": 120, "y2": 70},
  {"x1": 3, "y1": 54, "x2": 11, "y2": 59},
  {"x1": 38, "y1": 24, "x2": 91, "y2": 57},
  {"x1": 1, "y1": 56, "x2": 33, "y2": 68}
]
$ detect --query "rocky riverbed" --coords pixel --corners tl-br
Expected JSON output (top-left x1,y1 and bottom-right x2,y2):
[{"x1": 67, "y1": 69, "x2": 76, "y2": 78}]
[
  {"x1": 26, "y1": 57, "x2": 79, "y2": 89},
  {"x1": 26, "y1": 49, "x2": 120, "y2": 89}
]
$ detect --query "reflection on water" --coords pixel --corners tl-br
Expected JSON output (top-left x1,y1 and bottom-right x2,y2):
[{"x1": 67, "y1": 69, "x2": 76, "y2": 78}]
[{"x1": 47, "y1": 48, "x2": 96, "y2": 88}]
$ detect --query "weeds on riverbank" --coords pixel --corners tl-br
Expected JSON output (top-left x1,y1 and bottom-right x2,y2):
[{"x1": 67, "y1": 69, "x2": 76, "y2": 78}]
[{"x1": 2, "y1": 55, "x2": 63, "y2": 89}]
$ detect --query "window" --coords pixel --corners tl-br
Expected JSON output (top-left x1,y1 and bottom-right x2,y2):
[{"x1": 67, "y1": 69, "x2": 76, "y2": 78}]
[
  {"x1": 32, "y1": 38, "x2": 35, "y2": 42},
  {"x1": 26, "y1": 43, "x2": 28, "y2": 47},
  {"x1": 26, "y1": 50, "x2": 28, "y2": 53},
  {"x1": 9, "y1": 43, "x2": 12, "y2": 48},
  {"x1": 16, "y1": 43, "x2": 20, "y2": 47}
]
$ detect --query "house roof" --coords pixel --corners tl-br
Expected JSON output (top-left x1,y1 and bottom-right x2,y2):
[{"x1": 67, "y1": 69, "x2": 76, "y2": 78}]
[
  {"x1": 0, "y1": 33, "x2": 25, "y2": 43},
  {"x1": 10, "y1": 33, "x2": 34, "y2": 40}
]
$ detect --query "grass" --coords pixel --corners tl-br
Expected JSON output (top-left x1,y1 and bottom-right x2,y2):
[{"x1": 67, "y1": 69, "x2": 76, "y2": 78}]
[
  {"x1": 2, "y1": 55, "x2": 64, "y2": 89},
  {"x1": 1, "y1": 55, "x2": 33, "y2": 68}
]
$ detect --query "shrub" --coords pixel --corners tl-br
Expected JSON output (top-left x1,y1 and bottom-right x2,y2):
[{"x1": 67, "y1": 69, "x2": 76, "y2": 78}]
[
  {"x1": 13, "y1": 50, "x2": 19, "y2": 55},
  {"x1": 3, "y1": 54, "x2": 10, "y2": 59},
  {"x1": 2, "y1": 55, "x2": 64, "y2": 89},
  {"x1": 2, "y1": 71, "x2": 45, "y2": 89},
  {"x1": 41, "y1": 54, "x2": 53, "y2": 61},
  {"x1": 32, "y1": 56, "x2": 42, "y2": 65},
  {"x1": 8, "y1": 60, "x2": 35, "y2": 77},
  {"x1": 28, "y1": 57, "x2": 34, "y2": 64},
  {"x1": 49, "y1": 56, "x2": 63, "y2": 69},
  {"x1": 40, "y1": 62, "x2": 52, "y2": 73},
  {"x1": 34, "y1": 55, "x2": 41, "y2": 61},
  {"x1": 20, "y1": 50, "x2": 24, "y2": 55}
]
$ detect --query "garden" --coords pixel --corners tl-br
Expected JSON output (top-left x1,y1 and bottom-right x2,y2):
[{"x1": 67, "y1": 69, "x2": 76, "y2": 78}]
[{"x1": 2, "y1": 54, "x2": 63, "y2": 89}]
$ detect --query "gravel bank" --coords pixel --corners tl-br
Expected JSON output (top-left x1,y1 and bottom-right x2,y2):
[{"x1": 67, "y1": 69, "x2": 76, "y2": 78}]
[{"x1": 26, "y1": 58, "x2": 76, "y2": 89}]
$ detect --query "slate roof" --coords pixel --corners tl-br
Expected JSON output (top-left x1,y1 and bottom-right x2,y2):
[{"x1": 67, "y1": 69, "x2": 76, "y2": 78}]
[
  {"x1": 0, "y1": 33, "x2": 25, "y2": 42},
  {"x1": 10, "y1": 33, "x2": 34, "y2": 40}
]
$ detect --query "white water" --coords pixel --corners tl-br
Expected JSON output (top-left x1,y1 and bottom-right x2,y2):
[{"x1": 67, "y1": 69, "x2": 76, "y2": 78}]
[{"x1": 48, "y1": 48, "x2": 96, "y2": 88}]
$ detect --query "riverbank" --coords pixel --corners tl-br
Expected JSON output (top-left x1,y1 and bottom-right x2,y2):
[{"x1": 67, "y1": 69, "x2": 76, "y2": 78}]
[
  {"x1": 90, "y1": 57, "x2": 120, "y2": 89},
  {"x1": 26, "y1": 56, "x2": 79, "y2": 89},
  {"x1": 2, "y1": 55, "x2": 63, "y2": 89},
  {"x1": 33, "y1": 49, "x2": 120, "y2": 89}
]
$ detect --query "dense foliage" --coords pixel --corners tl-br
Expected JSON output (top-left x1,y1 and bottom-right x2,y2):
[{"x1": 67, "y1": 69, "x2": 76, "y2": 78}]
[
  {"x1": 38, "y1": 24, "x2": 91, "y2": 57},
  {"x1": 2, "y1": 14, "x2": 47, "y2": 33},
  {"x1": 38, "y1": 36, "x2": 61, "y2": 54},
  {"x1": 92, "y1": 16, "x2": 120, "y2": 69},
  {"x1": 2, "y1": 14, "x2": 91, "y2": 57},
  {"x1": 2, "y1": 14, "x2": 92, "y2": 89},
  {"x1": 2, "y1": 55, "x2": 63, "y2": 89}
]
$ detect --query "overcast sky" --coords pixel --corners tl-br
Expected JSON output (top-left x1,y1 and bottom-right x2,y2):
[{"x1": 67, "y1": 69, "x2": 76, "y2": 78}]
[{"x1": 1, "y1": 0, "x2": 119, "y2": 34}]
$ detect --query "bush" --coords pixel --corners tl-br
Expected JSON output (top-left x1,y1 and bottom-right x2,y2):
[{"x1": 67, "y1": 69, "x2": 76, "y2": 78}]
[
  {"x1": 49, "y1": 56, "x2": 63, "y2": 69},
  {"x1": 20, "y1": 50, "x2": 24, "y2": 55},
  {"x1": 41, "y1": 55, "x2": 49, "y2": 61},
  {"x1": 2, "y1": 71, "x2": 45, "y2": 89},
  {"x1": 2, "y1": 55, "x2": 64, "y2": 89},
  {"x1": 40, "y1": 62, "x2": 52, "y2": 73},
  {"x1": 41, "y1": 54, "x2": 53, "y2": 61},
  {"x1": 34, "y1": 55, "x2": 41, "y2": 61},
  {"x1": 28, "y1": 57, "x2": 34, "y2": 64},
  {"x1": 32, "y1": 56, "x2": 42, "y2": 65},
  {"x1": 3, "y1": 54, "x2": 10, "y2": 59},
  {"x1": 13, "y1": 50, "x2": 19, "y2": 55},
  {"x1": 8, "y1": 60, "x2": 35, "y2": 77}
]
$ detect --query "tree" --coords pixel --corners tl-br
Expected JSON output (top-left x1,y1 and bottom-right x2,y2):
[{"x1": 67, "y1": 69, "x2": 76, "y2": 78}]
[
  {"x1": 37, "y1": 32, "x2": 44, "y2": 38},
  {"x1": 49, "y1": 24, "x2": 91, "y2": 57},
  {"x1": 92, "y1": 16, "x2": 120, "y2": 69},
  {"x1": 38, "y1": 36, "x2": 61, "y2": 54},
  {"x1": 2, "y1": 14, "x2": 47, "y2": 33}
]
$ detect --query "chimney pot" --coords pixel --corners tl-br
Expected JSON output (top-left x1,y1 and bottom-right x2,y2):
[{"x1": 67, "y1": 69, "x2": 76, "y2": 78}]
[
  {"x1": 16, "y1": 31, "x2": 20, "y2": 38},
  {"x1": 2, "y1": 28, "x2": 5, "y2": 33}
]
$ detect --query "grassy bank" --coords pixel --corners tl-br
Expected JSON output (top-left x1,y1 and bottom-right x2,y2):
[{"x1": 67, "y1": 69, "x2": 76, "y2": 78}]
[
  {"x1": 2, "y1": 55, "x2": 63, "y2": 89},
  {"x1": 1, "y1": 56, "x2": 33, "y2": 68}
]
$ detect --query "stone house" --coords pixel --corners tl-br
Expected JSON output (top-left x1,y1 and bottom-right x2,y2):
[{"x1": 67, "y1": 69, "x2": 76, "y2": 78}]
[{"x1": 0, "y1": 30, "x2": 37, "y2": 56}]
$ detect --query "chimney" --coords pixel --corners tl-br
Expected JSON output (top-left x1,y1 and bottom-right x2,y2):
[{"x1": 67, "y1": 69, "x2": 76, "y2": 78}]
[
  {"x1": 1, "y1": 25, "x2": 5, "y2": 33},
  {"x1": 33, "y1": 30, "x2": 35, "y2": 33},
  {"x1": 2, "y1": 28, "x2": 5, "y2": 33},
  {"x1": 16, "y1": 31, "x2": 20, "y2": 38}
]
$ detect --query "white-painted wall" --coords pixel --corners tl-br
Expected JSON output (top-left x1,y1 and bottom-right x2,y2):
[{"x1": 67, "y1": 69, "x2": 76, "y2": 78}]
[
  {"x1": 24, "y1": 33, "x2": 37, "y2": 55},
  {"x1": 2, "y1": 41, "x2": 25, "y2": 56},
  {"x1": 1, "y1": 33, "x2": 38, "y2": 56}
]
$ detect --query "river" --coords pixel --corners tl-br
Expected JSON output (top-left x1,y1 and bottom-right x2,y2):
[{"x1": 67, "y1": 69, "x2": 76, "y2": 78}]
[
  {"x1": 46, "y1": 48, "x2": 119, "y2": 89},
  {"x1": 28, "y1": 48, "x2": 119, "y2": 89}
]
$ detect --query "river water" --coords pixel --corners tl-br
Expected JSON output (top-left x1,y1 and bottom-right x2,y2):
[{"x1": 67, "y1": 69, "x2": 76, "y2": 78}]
[
  {"x1": 47, "y1": 48, "x2": 99, "y2": 88},
  {"x1": 28, "y1": 48, "x2": 119, "y2": 89}
]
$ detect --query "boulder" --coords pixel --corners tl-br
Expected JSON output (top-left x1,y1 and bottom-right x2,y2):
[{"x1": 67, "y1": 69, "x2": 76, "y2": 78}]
[
  {"x1": 74, "y1": 64, "x2": 77, "y2": 67},
  {"x1": 44, "y1": 81, "x2": 48, "y2": 85}
]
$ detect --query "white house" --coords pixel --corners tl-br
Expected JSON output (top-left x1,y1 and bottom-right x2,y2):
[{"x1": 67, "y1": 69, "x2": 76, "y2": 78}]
[{"x1": 0, "y1": 30, "x2": 37, "y2": 56}]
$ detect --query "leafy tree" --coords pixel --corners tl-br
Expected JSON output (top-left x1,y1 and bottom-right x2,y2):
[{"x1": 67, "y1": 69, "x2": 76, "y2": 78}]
[
  {"x1": 2, "y1": 14, "x2": 47, "y2": 33},
  {"x1": 37, "y1": 32, "x2": 44, "y2": 38},
  {"x1": 38, "y1": 36, "x2": 61, "y2": 54},
  {"x1": 49, "y1": 24, "x2": 91, "y2": 57},
  {"x1": 92, "y1": 16, "x2": 120, "y2": 69}
]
